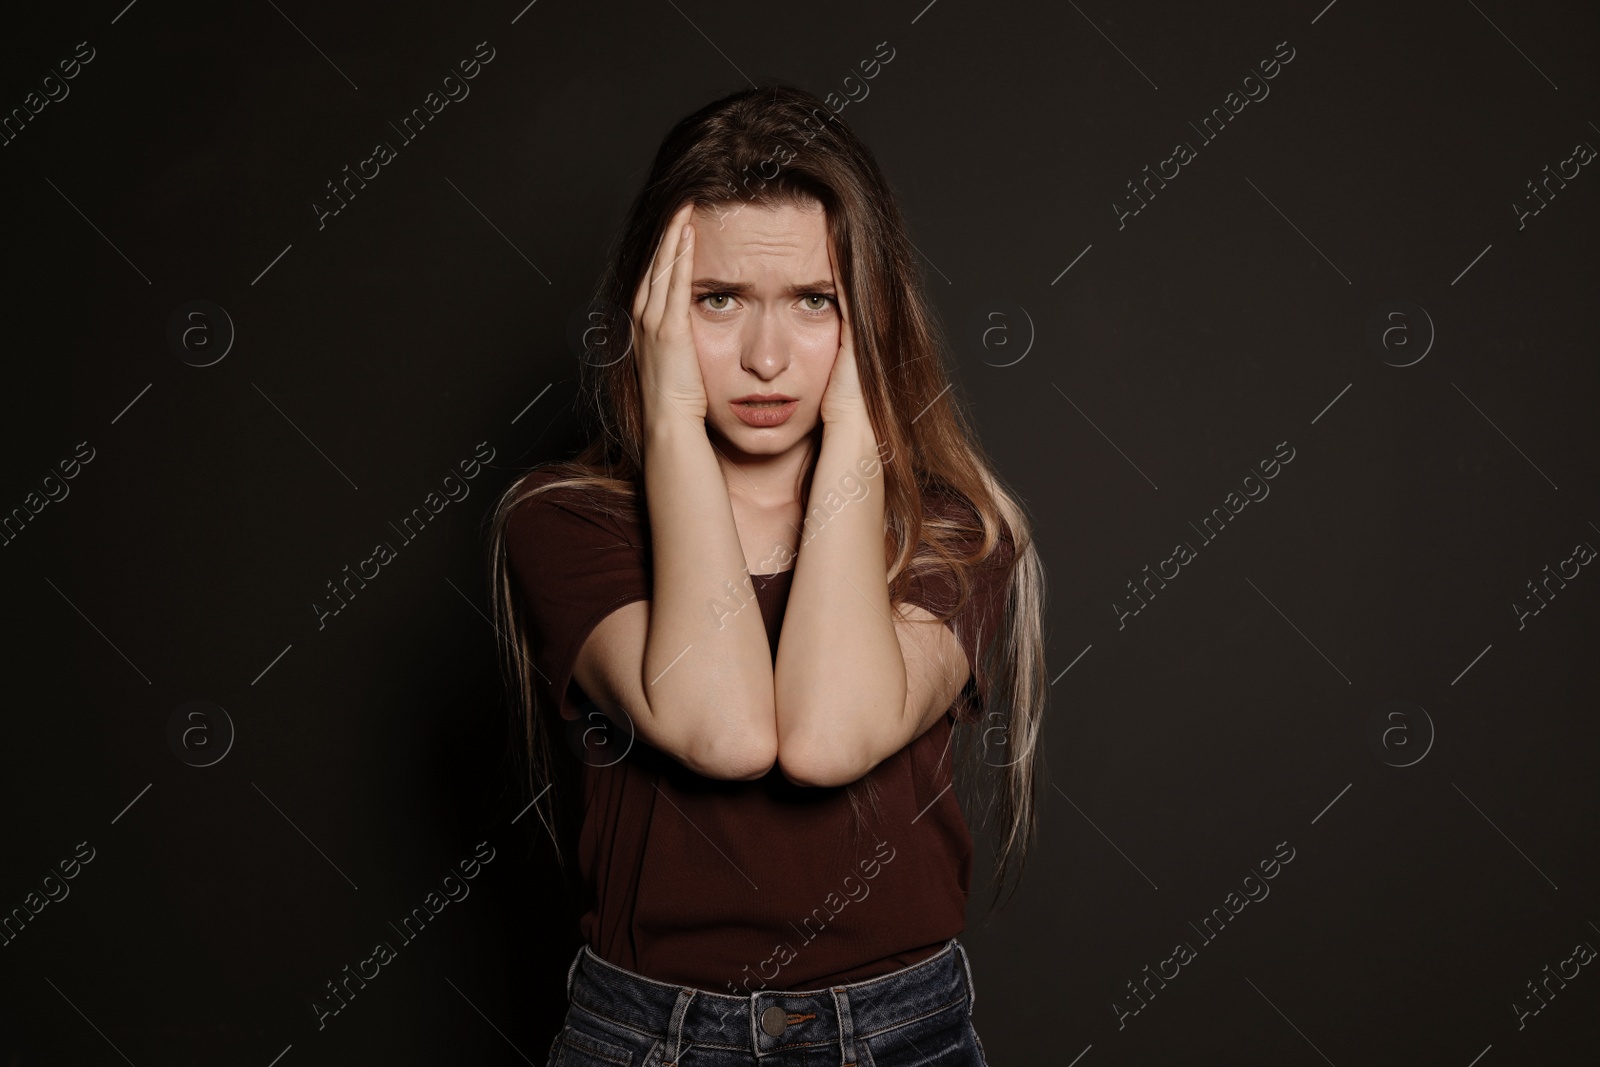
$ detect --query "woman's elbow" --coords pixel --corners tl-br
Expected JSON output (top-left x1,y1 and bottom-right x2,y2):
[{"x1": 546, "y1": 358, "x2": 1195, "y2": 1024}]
[
  {"x1": 775, "y1": 731, "x2": 866, "y2": 789},
  {"x1": 682, "y1": 722, "x2": 778, "y2": 781}
]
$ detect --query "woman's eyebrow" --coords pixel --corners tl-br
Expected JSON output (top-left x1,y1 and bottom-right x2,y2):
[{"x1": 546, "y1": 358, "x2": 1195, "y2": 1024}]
[{"x1": 691, "y1": 278, "x2": 837, "y2": 295}]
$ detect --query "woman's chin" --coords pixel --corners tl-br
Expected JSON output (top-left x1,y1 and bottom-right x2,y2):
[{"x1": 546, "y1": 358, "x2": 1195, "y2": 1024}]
[
  {"x1": 713, "y1": 424, "x2": 783, "y2": 451},
  {"x1": 709, "y1": 417, "x2": 816, "y2": 455}
]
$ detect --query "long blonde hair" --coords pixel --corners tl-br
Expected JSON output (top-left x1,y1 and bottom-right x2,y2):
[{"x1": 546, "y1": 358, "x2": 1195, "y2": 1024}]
[{"x1": 486, "y1": 83, "x2": 1048, "y2": 912}]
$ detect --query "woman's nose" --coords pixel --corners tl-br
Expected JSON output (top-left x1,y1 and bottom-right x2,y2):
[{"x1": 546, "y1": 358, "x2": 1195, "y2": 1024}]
[{"x1": 740, "y1": 315, "x2": 790, "y2": 376}]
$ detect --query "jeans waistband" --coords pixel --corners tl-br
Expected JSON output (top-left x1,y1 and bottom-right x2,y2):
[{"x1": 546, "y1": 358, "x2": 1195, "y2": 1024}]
[{"x1": 564, "y1": 939, "x2": 976, "y2": 1060}]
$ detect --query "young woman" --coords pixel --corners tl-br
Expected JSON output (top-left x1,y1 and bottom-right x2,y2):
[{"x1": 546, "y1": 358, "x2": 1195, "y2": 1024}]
[{"x1": 489, "y1": 83, "x2": 1046, "y2": 1067}]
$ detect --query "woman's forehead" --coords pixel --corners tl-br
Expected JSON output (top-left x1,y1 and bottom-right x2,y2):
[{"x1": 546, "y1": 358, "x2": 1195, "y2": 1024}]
[{"x1": 691, "y1": 201, "x2": 833, "y2": 277}]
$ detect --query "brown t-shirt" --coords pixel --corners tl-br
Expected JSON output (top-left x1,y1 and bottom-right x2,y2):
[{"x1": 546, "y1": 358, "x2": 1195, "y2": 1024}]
[{"x1": 505, "y1": 468, "x2": 1013, "y2": 992}]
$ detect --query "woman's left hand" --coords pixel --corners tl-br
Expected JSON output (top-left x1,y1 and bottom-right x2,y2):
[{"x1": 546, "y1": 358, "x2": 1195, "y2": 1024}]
[{"x1": 819, "y1": 241, "x2": 870, "y2": 426}]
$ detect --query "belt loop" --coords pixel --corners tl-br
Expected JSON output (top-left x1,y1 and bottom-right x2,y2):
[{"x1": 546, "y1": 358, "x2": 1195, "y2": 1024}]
[
  {"x1": 663, "y1": 988, "x2": 696, "y2": 1065},
  {"x1": 830, "y1": 986, "x2": 858, "y2": 1066},
  {"x1": 952, "y1": 939, "x2": 976, "y2": 1014},
  {"x1": 567, "y1": 945, "x2": 584, "y2": 999}
]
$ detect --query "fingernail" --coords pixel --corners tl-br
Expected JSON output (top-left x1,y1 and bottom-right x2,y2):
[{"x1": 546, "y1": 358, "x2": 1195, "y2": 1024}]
[{"x1": 681, "y1": 223, "x2": 692, "y2": 241}]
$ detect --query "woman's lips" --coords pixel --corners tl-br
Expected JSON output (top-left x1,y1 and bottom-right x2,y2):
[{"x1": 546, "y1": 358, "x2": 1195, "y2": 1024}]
[{"x1": 732, "y1": 399, "x2": 799, "y2": 427}]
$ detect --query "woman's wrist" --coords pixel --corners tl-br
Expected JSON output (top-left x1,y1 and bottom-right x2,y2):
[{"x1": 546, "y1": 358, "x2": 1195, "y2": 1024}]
[
  {"x1": 820, "y1": 410, "x2": 878, "y2": 453},
  {"x1": 642, "y1": 397, "x2": 707, "y2": 440},
  {"x1": 642, "y1": 414, "x2": 715, "y2": 488}
]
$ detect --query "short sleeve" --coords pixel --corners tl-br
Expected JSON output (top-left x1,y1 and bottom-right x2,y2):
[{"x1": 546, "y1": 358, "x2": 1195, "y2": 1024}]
[
  {"x1": 504, "y1": 476, "x2": 650, "y2": 721},
  {"x1": 899, "y1": 495, "x2": 1016, "y2": 725}
]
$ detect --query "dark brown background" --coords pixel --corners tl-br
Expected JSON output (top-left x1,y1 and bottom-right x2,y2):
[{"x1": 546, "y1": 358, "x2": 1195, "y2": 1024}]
[{"x1": 1, "y1": 0, "x2": 1595, "y2": 1063}]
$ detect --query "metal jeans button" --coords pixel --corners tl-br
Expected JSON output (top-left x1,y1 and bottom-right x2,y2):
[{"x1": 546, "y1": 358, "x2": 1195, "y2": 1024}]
[{"x1": 760, "y1": 1004, "x2": 787, "y2": 1037}]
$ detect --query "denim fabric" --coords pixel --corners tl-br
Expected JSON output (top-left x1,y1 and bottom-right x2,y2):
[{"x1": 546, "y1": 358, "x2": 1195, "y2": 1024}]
[{"x1": 543, "y1": 938, "x2": 989, "y2": 1066}]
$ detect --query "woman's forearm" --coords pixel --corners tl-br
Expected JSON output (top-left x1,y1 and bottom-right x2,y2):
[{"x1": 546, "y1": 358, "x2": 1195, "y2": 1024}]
[
  {"x1": 640, "y1": 412, "x2": 778, "y2": 779},
  {"x1": 772, "y1": 415, "x2": 905, "y2": 786}
]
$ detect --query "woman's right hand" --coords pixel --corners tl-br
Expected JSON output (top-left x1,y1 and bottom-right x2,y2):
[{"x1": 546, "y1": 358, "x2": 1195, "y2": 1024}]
[{"x1": 632, "y1": 202, "x2": 708, "y2": 426}]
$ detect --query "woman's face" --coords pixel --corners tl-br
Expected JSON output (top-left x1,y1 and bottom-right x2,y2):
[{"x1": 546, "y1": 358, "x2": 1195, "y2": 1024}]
[{"x1": 687, "y1": 197, "x2": 840, "y2": 460}]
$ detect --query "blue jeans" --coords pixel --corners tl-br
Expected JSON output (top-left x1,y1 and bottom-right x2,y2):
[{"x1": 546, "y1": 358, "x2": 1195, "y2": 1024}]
[{"x1": 544, "y1": 938, "x2": 990, "y2": 1066}]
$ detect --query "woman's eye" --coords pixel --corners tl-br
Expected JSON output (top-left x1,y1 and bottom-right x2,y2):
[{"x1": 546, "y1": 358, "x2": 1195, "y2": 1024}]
[{"x1": 699, "y1": 293, "x2": 833, "y2": 313}]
